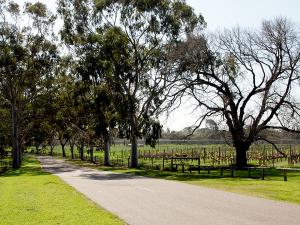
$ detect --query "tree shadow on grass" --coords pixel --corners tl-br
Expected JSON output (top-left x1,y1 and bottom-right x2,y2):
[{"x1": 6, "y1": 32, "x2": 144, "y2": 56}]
[
  {"x1": 1, "y1": 156, "x2": 108, "y2": 178},
  {"x1": 1, "y1": 157, "x2": 49, "y2": 177},
  {"x1": 117, "y1": 167, "x2": 298, "y2": 182}
]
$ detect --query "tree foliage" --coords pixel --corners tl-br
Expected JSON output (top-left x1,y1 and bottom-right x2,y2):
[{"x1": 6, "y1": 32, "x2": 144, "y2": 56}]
[
  {"x1": 0, "y1": 1, "x2": 58, "y2": 167},
  {"x1": 58, "y1": 0, "x2": 205, "y2": 167}
]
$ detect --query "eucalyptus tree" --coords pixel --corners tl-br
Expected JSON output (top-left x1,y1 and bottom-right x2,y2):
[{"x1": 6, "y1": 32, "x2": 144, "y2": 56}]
[
  {"x1": 169, "y1": 18, "x2": 300, "y2": 168},
  {"x1": 58, "y1": 0, "x2": 205, "y2": 167},
  {"x1": 92, "y1": 84, "x2": 119, "y2": 165},
  {"x1": 0, "y1": 95, "x2": 10, "y2": 157},
  {"x1": 53, "y1": 56, "x2": 98, "y2": 159},
  {"x1": 0, "y1": 1, "x2": 57, "y2": 167},
  {"x1": 54, "y1": 60, "x2": 78, "y2": 158}
]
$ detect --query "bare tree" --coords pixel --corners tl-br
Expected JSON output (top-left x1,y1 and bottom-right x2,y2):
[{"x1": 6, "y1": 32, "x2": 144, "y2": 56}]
[{"x1": 169, "y1": 17, "x2": 300, "y2": 168}]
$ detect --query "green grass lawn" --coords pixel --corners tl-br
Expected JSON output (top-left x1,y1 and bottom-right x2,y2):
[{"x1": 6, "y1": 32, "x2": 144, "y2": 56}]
[
  {"x1": 117, "y1": 168, "x2": 300, "y2": 204},
  {"x1": 66, "y1": 158, "x2": 300, "y2": 205},
  {"x1": 0, "y1": 157, "x2": 125, "y2": 225}
]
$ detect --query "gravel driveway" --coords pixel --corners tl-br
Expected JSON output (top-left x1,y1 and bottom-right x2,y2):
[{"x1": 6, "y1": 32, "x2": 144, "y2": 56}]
[{"x1": 38, "y1": 156, "x2": 300, "y2": 225}]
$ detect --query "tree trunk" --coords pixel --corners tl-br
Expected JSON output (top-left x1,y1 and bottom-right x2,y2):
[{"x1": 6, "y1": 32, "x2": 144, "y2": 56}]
[
  {"x1": 61, "y1": 144, "x2": 66, "y2": 157},
  {"x1": 50, "y1": 144, "x2": 54, "y2": 156},
  {"x1": 70, "y1": 144, "x2": 74, "y2": 159},
  {"x1": 12, "y1": 103, "x2": 21, "y2": 168},
  {"x1": 130, "y1": 135, "x2": 138, "y2": 168},
  {"x1": 35, "y1": 144, "x2": 40, "y2": 155},
  {"x1": 104, "y1": 135, "x2": 110, "y2": 166},
  {"x1": 235, "y1": 143, "x2": 249, "y2": 169},
  {"x1": 80, "y1": 141, "x2": 84, "y2": 160},
  {"x1": 90, "y1": 146, "x2": 94, "y2": 162}
]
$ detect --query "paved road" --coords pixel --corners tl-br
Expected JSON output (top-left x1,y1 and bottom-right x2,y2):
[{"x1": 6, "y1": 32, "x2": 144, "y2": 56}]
[{"x1": 38, "y1": 156, "x2": 300, "y2": 225}]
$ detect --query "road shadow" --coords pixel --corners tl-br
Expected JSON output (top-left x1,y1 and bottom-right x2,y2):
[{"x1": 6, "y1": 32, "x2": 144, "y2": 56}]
[
  {"x1": 40, "y1": 159, "x2": 80, "y2": 174},
  {"x1": 39, "y1": 156, "x2": 145, "y2": 181},
  {"x1": 78, "y1": 171, "x2": 144, "y2": 181}
]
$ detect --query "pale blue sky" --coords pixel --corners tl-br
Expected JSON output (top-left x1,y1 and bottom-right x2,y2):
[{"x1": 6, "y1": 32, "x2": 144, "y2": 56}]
[
  {"x1": 39, "y1": 0, "x2": 300, "y2": 29},
  {"x1": 38, "y1": 0, "x2": 300, "y2": 32},
  {"x1": 187, "y1": 0, "x2": 300, "y2": 30}
]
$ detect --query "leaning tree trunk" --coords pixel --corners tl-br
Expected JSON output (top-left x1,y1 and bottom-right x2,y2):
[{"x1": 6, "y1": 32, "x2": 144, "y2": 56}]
[
  {"x1": 104, "y1": 134, "x2": 110, "y2": 166},
  {"x1": 130, "y1": 135, "x2": 138, "y2": 168},
  {"x1": 12, "y1": 103, "x2": 21, "y2": 168},
  {"x1": 235, "y1": 143, "x2": 249, "y2": 169}
]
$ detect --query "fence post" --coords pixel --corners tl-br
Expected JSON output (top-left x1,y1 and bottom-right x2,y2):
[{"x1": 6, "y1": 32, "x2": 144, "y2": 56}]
[
  {"x1": 151, "y1": 157, "x2": 154, "y2": 169},
  {"x1": 220, "y1": 167, "x2": 223, "y2": 176},
  {"x1": 198, "y1": 157, "x2": 200, "y2": 174},
  {"x1": 262, "y1": 168, "x2": 265, "y2": 180},
  {"x1": 218, "y1": 146, "x2": 221, "y2": 165},
  {"x1": 263, "y1": 145, "x2": 266, "y2": 166},
  {"x1": 162, "y1": 150, "x2": 165, "y2": 171},
  {"x1": 289, "y1": 144, "x2": 292, "y2": 164}
]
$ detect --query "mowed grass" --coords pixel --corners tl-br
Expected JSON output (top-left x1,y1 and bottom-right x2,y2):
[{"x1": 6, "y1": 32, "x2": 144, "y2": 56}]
[
  {"x1": 0, "y1": 157, "x2": 125, "y2": 225},
  {"x1": 184, "y1": 173, "x2": 300, "y2": 204},
  {"x1": 130, "y1": 169, "x2": 300, "y2": 204},
  {"x1": 66, "y1": 158, "x2": 300, "y2": 205}
]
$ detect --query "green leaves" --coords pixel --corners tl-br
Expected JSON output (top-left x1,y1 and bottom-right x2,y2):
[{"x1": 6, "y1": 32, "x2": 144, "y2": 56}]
[
  {"x1": 0, "y1": 1, "x2": 58, "y2": 159},
  {"x1": 25, "y1": 2, "x2": 47, "y2": 17},
  {"x1": 58, "y1": 0, "x2": 206, "y2": 156},
  {"x1": 7, "y1": 2, "x2": 20, "y2": 15},
  {"x1": 142, "y1": 115, "x2": 162, "y2": 148}
]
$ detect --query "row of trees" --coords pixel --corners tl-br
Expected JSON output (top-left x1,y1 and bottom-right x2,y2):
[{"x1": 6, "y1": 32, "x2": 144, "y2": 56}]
[
  {"x1": 0, "y1": 0, "x2": 204, "y2": 168},
  {"x1": 1, "y1": 0, "x2": 300, "y2": 169}
]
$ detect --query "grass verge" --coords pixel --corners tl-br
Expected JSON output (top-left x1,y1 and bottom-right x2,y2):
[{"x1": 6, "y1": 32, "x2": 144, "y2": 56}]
[
  {"x1": 66, "y1": 158, "x2": 300, "y2": 205},
  {"x1": 0, "y1": 156, "x2": 125, "y2": 225}
]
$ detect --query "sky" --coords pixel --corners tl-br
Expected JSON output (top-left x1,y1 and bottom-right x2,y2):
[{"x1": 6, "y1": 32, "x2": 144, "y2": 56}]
[
  {"x1": 187, "y1": 0, "x2": 300, "y2": 31},
  {"x1": 31, "y1": 0, "x2": 300, "y2": 131}
]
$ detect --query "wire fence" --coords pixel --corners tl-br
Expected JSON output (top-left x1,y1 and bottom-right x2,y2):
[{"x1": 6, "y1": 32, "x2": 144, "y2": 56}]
[{"x1": 29, "y1": 143, "x2": 300, "y2": 170}]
